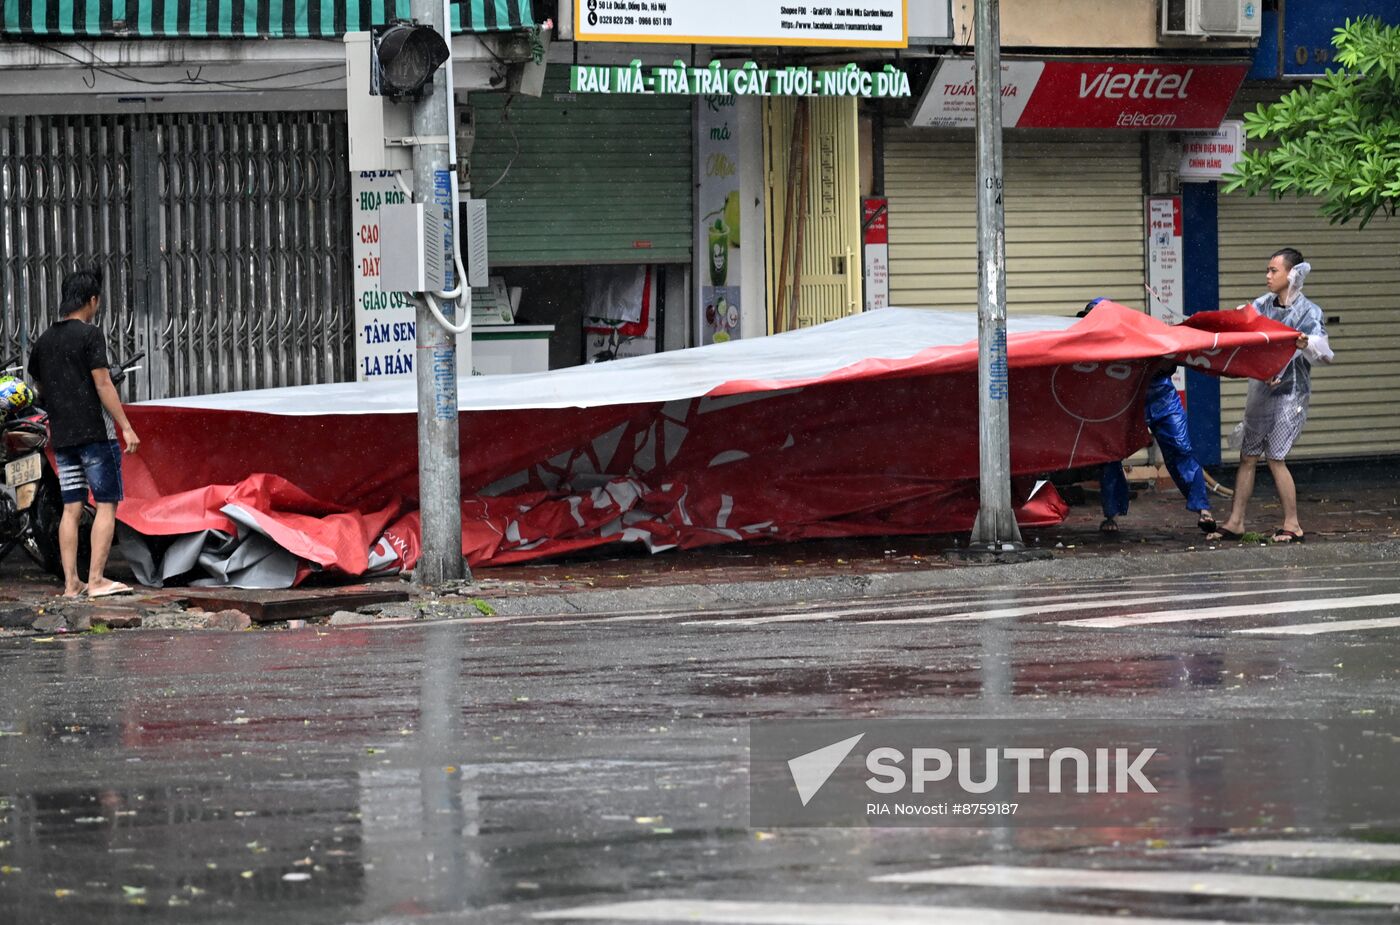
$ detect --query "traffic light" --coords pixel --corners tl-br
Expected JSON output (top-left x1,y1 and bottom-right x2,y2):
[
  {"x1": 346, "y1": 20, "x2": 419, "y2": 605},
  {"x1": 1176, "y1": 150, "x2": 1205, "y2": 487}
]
[
  {"x1": 345, "y1": 21, "x2": 452, "y2": 171},
  {"x1": 372, "y1": 22, "x2": 451, "y2": 101}
]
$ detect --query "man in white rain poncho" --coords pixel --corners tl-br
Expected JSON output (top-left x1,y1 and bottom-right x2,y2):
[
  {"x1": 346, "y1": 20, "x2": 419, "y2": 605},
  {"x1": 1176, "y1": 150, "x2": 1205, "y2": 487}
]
[{"x1": 1208, "y1": 248, "x2": 1333, "y2": 544}]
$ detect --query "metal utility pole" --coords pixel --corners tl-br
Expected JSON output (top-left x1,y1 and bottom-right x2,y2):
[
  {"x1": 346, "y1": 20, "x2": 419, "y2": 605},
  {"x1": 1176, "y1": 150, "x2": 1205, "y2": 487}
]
[
  {"x1": 410, "y1": 0, "x2": 466, "y2": 584},
  {"x1": 969, "y1": 0, "x2": 1022, "y2": 550}
]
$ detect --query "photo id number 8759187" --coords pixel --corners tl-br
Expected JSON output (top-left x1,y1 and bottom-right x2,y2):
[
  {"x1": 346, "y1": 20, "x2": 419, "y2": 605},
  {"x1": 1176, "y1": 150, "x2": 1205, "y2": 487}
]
[{"x1": 952, "y1": 803, "x2": 1019, "y2": 816}]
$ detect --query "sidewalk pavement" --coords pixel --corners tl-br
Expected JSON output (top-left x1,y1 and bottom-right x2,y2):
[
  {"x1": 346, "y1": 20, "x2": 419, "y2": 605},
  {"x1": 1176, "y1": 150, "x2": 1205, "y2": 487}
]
[{"x1": 2, "y1": 464, "x2": 1396, "y2": 633}]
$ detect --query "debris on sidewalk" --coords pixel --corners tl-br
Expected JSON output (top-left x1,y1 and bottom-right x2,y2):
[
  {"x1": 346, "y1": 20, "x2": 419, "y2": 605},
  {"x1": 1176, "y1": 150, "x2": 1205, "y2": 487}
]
[{"x1": 1, "y1": 465, "x2": 1394, "y2": 635}]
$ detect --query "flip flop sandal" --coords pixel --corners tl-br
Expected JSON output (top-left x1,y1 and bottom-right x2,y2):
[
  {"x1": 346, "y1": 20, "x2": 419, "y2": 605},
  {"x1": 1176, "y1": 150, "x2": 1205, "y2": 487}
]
[
  {"x1": 1197, "y1": 516, "x2": 1219, "y2": 534},
  {"x1": 1099, "y1": 518, "x2": 1120, "y2": 534},
  {"x1": 88, "y1": 582, "x2": 134, "y2": 598},
  {"x1": 1205, "y1": 527, "x2": 1243, "y2": 542},
  {"x1": 1271, "y1": 529, "x2": 1305, "y2": 544}
]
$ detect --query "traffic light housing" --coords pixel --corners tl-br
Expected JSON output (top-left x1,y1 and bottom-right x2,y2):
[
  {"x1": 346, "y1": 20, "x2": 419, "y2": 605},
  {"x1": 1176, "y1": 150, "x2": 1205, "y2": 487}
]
[
  {"x1": 372, "y1": 21, "x2": 451, "y2": 101},
  {"x1": 345, "y1": 21, "x2": 452, "y2": 172}
]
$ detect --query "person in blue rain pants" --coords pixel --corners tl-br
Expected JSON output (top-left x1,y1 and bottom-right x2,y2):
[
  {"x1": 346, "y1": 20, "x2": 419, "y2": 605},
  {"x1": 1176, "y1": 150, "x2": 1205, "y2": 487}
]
[{"x1": 1082, "y1": 299, "x2": 1216, "y2": 536}]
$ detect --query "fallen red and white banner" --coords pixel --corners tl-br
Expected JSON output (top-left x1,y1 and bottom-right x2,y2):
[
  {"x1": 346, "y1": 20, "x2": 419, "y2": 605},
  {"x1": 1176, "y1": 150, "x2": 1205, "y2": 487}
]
[{"x1": 117, "y1": 303, "x2": 1298, "y2": 587}]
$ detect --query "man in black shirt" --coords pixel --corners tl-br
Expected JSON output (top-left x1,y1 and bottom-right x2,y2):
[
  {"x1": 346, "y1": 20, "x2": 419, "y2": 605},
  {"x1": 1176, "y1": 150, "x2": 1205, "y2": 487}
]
[{"x1": 27, "y1": 267, "x2": 141, "y2": 598}]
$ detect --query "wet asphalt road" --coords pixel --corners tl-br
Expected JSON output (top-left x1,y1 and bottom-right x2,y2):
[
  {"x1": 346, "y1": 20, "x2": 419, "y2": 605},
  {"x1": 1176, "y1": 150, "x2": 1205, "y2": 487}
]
[{"x1": 2, "y1": 558, "x2": 1400, "y2": 924}]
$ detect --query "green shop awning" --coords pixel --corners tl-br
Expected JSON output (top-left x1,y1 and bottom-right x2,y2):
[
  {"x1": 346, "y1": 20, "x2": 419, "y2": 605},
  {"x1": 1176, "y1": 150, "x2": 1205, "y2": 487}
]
[{"x1": 0, "y1": 1, "x2": 534, "y2": 37}]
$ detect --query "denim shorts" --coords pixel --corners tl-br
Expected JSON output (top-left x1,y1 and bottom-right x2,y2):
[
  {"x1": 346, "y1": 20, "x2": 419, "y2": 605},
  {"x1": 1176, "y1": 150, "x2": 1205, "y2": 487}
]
[{"x1": 54, "y1": 440, "x2": 124, "y2": 505}]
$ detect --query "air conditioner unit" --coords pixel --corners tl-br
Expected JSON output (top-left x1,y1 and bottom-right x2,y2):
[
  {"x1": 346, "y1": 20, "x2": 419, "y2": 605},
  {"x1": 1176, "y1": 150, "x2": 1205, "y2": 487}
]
[{"x1": 1161, "y1": 0, "x2": 1261, "y2": 39}]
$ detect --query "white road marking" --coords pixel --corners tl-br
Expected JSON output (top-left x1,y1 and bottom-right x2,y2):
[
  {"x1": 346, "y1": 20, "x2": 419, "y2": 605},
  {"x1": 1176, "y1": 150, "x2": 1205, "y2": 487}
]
[
  {"x1": 689, "y1": 589, "x2": 1188, "y2": 627},
  {"x1": 871, "y1": 864, "x2": 1400, "y2": 904},
  {"x1": 551, "y1": 575, "x2": 1382, "y2": 629},
  {"x1": 1195, "y1": 840, "x2": 1400, "y2": 862},
  {"x1": 863, "y1": 588, "x2": 1319, "y2": 626},
  {"x1": 1060, "y1": 592, "x2": 1400, "y2": 629},
  {"x1": 1235, "y1": 615, "x2": 1400, "y2": 636},
  {"x1": 455, "y1": 565, "x2": 1390, "y2": 629},
  {"x1": 534, "y1": 899, "x2": 1238, "y2": 924}
]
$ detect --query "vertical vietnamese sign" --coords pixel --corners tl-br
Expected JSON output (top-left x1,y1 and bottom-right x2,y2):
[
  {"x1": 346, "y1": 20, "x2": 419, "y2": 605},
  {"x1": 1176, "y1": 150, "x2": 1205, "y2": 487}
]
[
  {"x1": 1146, "y1": 195, "x2": 1187, "y2": 396},
  {"x1": 862, "y1": 198, "x2": 890, "y2": 312},
  {"x1": 697, "y1": 93, "x2": 742, "y2": 344},
  {"x1": 352, "y1": 171, "x2": 416, "y2": 380}
]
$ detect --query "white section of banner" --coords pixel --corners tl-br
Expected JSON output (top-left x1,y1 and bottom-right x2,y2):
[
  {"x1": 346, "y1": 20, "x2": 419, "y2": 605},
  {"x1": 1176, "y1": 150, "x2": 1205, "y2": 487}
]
[{"x1": 142, "y1": 308, "x2": 1074, "y2": 415}]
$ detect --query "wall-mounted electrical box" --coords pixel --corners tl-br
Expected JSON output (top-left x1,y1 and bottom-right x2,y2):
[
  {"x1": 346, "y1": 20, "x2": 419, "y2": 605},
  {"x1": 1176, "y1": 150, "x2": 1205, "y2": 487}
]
[
  {"x1": 380, "y1": 203, "x2": 447, "y2": 293},
  {"x1": 463, "y1": 198, "x2": 489, "y2": 289}
]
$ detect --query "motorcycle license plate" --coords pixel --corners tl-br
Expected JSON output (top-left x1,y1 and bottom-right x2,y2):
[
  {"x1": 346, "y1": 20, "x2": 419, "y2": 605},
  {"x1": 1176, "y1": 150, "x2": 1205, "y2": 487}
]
[{"x1": 4, "y1": 452, "x2": 42, "y2": 489}]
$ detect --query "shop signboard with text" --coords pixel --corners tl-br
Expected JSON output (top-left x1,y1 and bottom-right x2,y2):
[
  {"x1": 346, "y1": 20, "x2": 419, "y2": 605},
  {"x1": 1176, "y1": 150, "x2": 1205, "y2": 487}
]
[
  {"x1": 697, "y1": 94, "x2": 743, "y2": 345},
  {"x1": 352, "y1": 172, "x2": 416, "y2": 381},
  {"x1": 912, "y1": 59, "x2": 1248, "y2": 130},
  {"x1": 1145, "y1": 196, "x2": 1187, "y2": 397},
  {"x1": 570, "y1": 61, "x2": 911, "y2": 99},
  {"x1": 575, "y1": 0, "x2": 910, "y2": 48},
  {"x1": 862, "y1": 198, "x2": 890, "y2": 313},
  {"x1": 1180, "y1": 120, "x2": 1245, "y2": 181}
]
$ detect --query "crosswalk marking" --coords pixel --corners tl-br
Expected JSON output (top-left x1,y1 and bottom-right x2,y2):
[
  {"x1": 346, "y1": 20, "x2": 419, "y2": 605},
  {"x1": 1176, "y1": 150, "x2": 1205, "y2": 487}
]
[
  {"x1": 871, "y1": 864, "x2": 1400, "y2": 904},
  {"x1": 1235, "y1": 615, "x2": 1400, "y2": 636},
  {"x1": 1195, "y1": 839, "x2": 1400, "y2": 861},
  {"x1": 533, "y1": 899, "x2": 1239, "y2": 924},
  {"x1": 514, "y1": 579, "x2": 1389, "y2": 629},
  {"x1": 861, "y1": 588, "x2": 1324, "y2": 626},
  {"x1": 685, "y1": 588, "x2": 1228, "y2": 627},
  {"x1": 450, "y1": 565, "x2": 1396, "y2": 631},
  {"x1": 1059, "y1": 592, "x2": 1400, "y2": 629}
]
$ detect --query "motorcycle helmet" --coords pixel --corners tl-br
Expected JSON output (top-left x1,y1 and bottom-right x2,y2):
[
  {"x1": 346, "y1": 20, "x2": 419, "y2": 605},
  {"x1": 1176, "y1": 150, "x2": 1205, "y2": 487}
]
[{"x1": 0, "y1": 375, "x2": 35, "y2": 417}]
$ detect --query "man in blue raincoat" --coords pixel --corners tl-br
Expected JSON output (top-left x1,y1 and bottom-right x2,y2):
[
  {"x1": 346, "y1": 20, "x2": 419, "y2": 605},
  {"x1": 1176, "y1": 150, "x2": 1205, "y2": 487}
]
[{"x1": 1083, "y1": 299, "x2": 1216, "y2": 536}]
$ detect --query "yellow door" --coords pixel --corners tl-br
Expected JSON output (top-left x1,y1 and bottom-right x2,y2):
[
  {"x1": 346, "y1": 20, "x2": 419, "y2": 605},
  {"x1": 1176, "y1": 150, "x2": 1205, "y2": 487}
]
[{"x1": 765, "y1": 96, "x2": 863, "y2": 333}]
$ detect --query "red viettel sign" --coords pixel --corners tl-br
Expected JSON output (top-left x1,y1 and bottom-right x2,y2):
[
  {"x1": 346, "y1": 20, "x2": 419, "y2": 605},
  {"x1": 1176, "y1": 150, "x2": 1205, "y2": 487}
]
[{"x1": 912, "y1": 59, "x2": 1248, "y2": 130}]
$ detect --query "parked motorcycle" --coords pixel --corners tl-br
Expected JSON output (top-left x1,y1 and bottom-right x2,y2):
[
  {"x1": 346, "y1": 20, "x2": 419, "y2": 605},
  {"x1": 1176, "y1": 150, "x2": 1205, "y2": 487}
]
[{"x1": 0, "y1": 352, "x2": 142, "y2": 577}]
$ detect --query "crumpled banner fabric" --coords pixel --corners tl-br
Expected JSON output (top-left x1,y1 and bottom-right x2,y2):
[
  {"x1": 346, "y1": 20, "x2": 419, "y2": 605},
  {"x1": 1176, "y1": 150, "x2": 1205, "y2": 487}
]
[{"x1": 117, "y1": 304, "x2": 1299, "y2": 584}]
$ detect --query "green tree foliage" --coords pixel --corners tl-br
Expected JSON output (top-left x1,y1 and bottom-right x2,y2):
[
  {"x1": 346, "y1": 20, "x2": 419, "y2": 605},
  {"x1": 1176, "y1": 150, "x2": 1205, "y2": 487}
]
[{"x1": 1223, "y1": 16, "x2": 1400, "y2": 227}]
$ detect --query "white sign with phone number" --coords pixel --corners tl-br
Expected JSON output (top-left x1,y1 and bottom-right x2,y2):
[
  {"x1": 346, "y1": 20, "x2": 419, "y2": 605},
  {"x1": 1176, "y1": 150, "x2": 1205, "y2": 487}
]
[{"x1": 576, "y1": 0, "x2": 908, "y2": 48}]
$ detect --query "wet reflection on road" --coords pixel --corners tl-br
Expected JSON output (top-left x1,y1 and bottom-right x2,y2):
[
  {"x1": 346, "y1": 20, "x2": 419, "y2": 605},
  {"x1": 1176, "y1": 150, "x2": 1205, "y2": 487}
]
[{"x1": 0, "y1": 568, "x2": 1396, "y2": 922}]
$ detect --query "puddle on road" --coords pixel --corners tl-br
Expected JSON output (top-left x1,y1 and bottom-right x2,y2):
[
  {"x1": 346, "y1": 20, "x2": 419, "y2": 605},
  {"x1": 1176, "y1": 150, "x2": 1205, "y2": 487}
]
[{"x1": 690, "y1": 652, "x2": 1247, "y2": 701}]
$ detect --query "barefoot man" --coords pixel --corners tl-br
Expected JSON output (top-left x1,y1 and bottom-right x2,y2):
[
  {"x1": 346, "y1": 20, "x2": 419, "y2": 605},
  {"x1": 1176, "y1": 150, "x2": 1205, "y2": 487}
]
[{"x1": 26, "y1": 266, "x2": 140, "y2": 597}]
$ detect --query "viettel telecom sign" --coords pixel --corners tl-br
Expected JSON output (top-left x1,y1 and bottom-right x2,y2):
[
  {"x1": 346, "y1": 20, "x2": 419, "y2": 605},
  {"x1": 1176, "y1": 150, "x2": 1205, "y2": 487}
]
[{"x1": 912, "y1": 59, "x2": 1249, "y2": 130}]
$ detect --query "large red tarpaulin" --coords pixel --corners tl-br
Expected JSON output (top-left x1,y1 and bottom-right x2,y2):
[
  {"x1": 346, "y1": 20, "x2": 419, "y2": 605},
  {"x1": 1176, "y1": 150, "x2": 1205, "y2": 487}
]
[{"x1": 116, "y1": 304, "x2": 1299, "y2": 583}]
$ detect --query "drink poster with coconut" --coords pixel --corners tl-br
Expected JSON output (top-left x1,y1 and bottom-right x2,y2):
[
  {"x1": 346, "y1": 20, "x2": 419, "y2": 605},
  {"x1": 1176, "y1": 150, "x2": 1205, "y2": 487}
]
[{"x1": 698, "y1": 93, "x2": 742, "y2": 344}]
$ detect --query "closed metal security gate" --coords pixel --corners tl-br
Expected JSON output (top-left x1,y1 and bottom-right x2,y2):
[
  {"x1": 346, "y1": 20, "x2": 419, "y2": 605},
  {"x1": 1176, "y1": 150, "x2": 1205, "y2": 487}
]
[
  {"x1": 469, "y1": 78, "x2": 694, "y2": 266},
  {"x1": 884, "y1": 129, "x2": 1146, "y2": 316},
  {"x1": 0, "y1": 115, "x2": 141, "y2": 390},
  {"x1": 148, "y1": 113, "x2": 352, "y2": 397},
  {"x1": 1, "y1": 111, "x2": 352, "y2": 400}
]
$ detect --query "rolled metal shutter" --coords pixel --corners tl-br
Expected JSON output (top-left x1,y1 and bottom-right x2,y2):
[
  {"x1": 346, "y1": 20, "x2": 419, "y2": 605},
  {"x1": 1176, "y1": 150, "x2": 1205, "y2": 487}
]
[
  {"x1": 470, "y1": 78, "x2": 693, "y2": 266},
  {"x1": 1, "y1": 111, "x2": 352, "y2": 401},
  {"x1": 1218, "y1": 85, "x2": 1400, "y2": 460},
  {"x1": 884, "y1": 128, "x2": 1146, "y2": 316}
]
